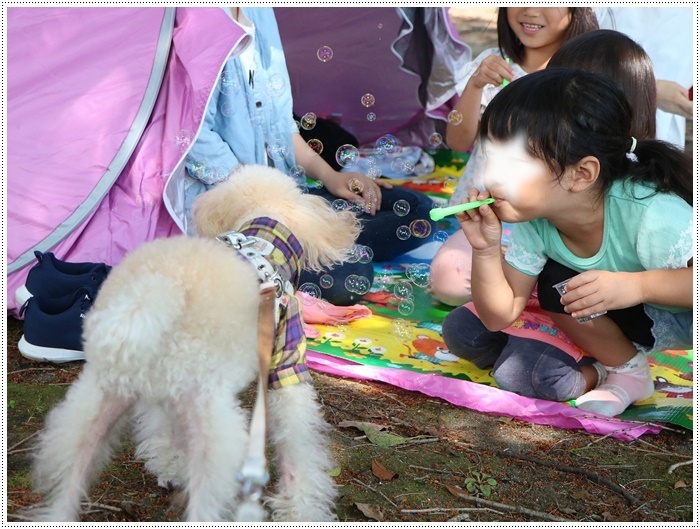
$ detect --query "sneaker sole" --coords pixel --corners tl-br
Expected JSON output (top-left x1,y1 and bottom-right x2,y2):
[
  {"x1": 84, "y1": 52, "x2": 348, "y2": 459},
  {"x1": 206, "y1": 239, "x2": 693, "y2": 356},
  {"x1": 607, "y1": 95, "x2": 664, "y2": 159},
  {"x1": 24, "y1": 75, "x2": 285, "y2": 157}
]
[
  {"x1": 18, "y1": 335, "x2": 85, "y2": 363},
  {"x1": 15, "y1": 285, "x2": 32, "y2": 307}
]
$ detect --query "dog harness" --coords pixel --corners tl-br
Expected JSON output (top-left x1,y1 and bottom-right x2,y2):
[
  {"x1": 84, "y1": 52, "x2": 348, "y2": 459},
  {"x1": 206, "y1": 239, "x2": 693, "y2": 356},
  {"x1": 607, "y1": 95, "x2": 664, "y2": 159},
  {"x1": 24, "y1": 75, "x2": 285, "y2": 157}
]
[{"x1": 216, "y1": 216, "x2": 311, "y2": 389}]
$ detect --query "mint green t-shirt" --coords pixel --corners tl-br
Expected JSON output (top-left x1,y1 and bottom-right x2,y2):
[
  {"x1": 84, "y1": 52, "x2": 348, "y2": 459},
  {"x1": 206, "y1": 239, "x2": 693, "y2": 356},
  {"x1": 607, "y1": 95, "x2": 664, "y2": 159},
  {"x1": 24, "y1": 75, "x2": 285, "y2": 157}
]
[{"x1": 505, "y1": 180, "x2": 693, "y2": 312}]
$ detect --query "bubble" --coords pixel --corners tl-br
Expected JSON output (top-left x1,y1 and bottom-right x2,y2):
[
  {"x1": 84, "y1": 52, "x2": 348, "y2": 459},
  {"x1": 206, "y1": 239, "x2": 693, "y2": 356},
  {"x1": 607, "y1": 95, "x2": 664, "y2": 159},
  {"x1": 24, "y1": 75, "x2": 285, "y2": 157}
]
[
  {"x1": 301, "y1": 112, "x2": 317, "y2": 130},
  {"x1": 357, "y1": 245, "x2": 374, "y2": 264},
  {"x1": 448, "y1": 109, "x2": 464, "y2": 125},
  {"x1": 433, "y1": 230, "x2": 449, "y2": 243},
  {"x1": 331, "y1": 199, "x2": 349, "y2": 211},
  {"x1": 290, "y1": 164, "x2": 306, "y2": 185},
  {"x1": 220, "y1": 101, "x2": 235, "y2": 117},
  {"x1": 429, "y1": 132, "x2": 443, "y2": 148},
  {"x1": 392, "y1": 319, "x2": 413, "y2": 342},
  {"x1": 298, "y1": 282, "x2": 322, "y2": 303},
  {"x1": 374, "y1": 269, "x2": 393, "y2": 290},
  {"x1": 354, "y1": 275, "x2": 371, "y2": 295},
  {"x1": 218, "y1": 67, "x2": 241, "y2": 95},
  {"x1": 361, "y1": 93, "x2": 375, "y2": 108},
  {"x1": 375, "y1": 134, "x2": 400, "y2": 156},
  {"x1": 335, "y1": 144, "x2": 360, "y2": 168},
  {"x1": 174, "y1": 130, "x2": 195, "y2": 153},
  {"x1": 390, "y1": 157, "x2": 414, "y2": 175},
  {"x1": 266, "y1": 138, "x2": 287, "y2": 161},
  {"x1": 366, "y1": 165, "x2": 382, "y2": 178},
  {"x1": 294, "y1": 119, "x2": 301, "y2": 131},
  {"x1": 344, "y1": 274, "x2": 359, "y2": 293},
  {"x1": 307, "y1": 138, "x2": 324, "y2": 154},
  {"x1": 398, "y1": 299, "x2": 415, "y2": 316},
  {"x1": 348, "y1": 177, "x2": 364, "y2": 194},
  {"x1": 345, "y1": 244, "x2": 361, "y2": 263},
  {"x1": 410, "y1": 219, "x2": 432, "y2": 238},
  {"x1": 443, "y1": 176, "x2": 457, "y2": 191},
  {"x1": 406, "y1": 263, "x2": 431, "y2": 288},
  {"x1": 266, "y1": 73, "x2": 286, "y2": 98},
  {"x1": 350, "y1": 201, "x2": 365, "y2": 213},
  {"x1": 320, "y1": 274, "x2": 334, "y2": 289},
  {"x1": 366, "y1": 112, "x2": 377, "y2": 122},
  {"x1": 314, "y1": 180, "x2": 324, "y2": 189},
  {"x1": 394, "y1": 280, "x2": 414, "y2": 299},
  {"x1": 393, "y1": 199, "x2": 410, "y2": 217},
  {"x1": 317, "y1": 45, "x2": 334, "y2": 62},
  {"x1": 396, "y1": 225, "x2": 411, "y2": 240}
]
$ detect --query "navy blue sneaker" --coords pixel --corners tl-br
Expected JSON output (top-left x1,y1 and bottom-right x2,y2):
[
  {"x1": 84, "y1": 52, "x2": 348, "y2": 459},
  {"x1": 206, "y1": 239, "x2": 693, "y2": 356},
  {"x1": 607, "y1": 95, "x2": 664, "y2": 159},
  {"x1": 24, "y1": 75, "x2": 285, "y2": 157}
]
[
  {"x1": 17, "y1": 287, "x2": 95, "y2": 363},
  {"x1": 15, "y1": 251, "x2": 111, "y2": 307}
]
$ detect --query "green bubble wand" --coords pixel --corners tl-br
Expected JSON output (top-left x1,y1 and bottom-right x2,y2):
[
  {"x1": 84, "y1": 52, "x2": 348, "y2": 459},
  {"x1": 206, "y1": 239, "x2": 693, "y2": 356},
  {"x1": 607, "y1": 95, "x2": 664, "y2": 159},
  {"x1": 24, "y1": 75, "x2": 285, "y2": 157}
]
[{"x1": 429, "y1": 198, "x2": 495, "y2": 221}]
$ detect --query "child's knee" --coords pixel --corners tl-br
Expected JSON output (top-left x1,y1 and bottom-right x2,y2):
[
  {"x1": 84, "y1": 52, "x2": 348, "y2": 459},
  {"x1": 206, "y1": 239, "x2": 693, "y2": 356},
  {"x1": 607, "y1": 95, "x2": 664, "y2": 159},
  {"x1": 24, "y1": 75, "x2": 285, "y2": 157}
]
[
  {"x1": 428, "y1": 236, "x2": 473, "y2": 307},
  {"x1": 442, "y1": 307, "x2": 504, "y2": 368}
]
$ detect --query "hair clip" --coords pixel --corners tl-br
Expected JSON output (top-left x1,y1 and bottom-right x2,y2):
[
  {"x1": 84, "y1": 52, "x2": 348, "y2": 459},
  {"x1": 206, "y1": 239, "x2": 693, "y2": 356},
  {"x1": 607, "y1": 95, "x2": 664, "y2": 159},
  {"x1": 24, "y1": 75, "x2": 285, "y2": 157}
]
[{"x1": 626, "y1": 136, "x2": 638, "y2": 163}]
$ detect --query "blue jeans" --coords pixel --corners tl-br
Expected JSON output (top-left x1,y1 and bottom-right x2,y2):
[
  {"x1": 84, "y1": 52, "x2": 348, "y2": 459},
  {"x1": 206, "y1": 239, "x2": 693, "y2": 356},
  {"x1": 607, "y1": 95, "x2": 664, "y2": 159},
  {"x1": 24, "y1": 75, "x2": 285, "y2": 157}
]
[
  {"x1": 300, "y1": 185, "x2": 436, "y2": 305},
  {"x1": 442, "y1": 306, "x2": 593, "y2": 401}
]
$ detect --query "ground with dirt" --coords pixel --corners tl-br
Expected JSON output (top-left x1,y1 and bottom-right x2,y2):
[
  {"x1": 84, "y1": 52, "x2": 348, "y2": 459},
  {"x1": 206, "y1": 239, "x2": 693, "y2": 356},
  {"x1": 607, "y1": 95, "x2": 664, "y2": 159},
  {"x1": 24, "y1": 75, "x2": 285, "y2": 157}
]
[{"x1": 6, "y1": 7, "x2": 694, "y2": 523}]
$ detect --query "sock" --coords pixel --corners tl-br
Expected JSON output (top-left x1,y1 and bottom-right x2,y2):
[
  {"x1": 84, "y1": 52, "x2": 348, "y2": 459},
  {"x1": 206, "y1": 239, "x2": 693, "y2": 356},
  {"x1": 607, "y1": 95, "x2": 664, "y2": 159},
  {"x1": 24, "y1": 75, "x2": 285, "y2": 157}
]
[
  {"x1": 592, "y1": 361, "x2": 608, "y2": 388},
  {"x1": 575, "y1": 351, "x2": 654, "y2": 417}
]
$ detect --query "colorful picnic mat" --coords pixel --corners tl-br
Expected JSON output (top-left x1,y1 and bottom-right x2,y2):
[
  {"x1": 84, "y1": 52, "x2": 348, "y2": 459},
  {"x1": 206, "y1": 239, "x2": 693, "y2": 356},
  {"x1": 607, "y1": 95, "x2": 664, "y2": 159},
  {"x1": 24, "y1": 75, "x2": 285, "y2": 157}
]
[{"x1": 306, "y1": 150, "x2": 694, "y2": 439}]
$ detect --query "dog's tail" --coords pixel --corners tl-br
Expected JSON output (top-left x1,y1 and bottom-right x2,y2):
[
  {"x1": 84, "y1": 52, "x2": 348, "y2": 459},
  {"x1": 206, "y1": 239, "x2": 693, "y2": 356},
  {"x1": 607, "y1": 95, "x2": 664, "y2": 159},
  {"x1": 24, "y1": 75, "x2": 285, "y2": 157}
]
[{"x1": 83, "y1": 273, "x2": 186, "y2": 367}]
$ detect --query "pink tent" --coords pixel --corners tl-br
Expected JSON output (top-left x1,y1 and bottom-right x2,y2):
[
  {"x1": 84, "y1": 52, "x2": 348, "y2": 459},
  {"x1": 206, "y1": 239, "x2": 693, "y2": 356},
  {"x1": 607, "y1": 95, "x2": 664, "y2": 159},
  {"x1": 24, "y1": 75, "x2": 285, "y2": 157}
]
[
  {"x1": 7, "y1": 7, "x2": 469, "y2": 317},
  {"x1": 7, "y1": 7, "x2": 248, "y2": 316}
]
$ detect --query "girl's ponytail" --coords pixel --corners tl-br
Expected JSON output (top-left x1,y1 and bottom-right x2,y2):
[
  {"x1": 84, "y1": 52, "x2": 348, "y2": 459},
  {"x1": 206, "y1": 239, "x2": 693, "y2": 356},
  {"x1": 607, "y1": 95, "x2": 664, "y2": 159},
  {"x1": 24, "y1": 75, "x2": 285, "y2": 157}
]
[{"x1": 628, "y1": 139, "x2": 693, "y2": 205}]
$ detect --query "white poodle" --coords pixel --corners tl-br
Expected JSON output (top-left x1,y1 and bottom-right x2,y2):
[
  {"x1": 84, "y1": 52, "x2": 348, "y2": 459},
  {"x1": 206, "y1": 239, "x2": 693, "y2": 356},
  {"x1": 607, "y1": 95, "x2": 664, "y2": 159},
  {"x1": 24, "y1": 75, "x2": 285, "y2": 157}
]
[{"x1": 28, "y1": 165, "x2": 361, "y2": 522}]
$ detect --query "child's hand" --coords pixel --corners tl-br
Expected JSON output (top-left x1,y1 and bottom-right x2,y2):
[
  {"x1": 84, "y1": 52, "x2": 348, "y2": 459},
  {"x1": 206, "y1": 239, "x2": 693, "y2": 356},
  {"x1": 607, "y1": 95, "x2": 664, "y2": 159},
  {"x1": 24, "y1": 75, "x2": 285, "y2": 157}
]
[
  {"x1": 455, "y1": 190, "x2": 502, "y2": 254},
  {"x1": 469, "y1": 55, "x2": 514, "y2": 90},
  {"x1": 323, "y1": 171, "x2": 392, "y2": 215},
  {"x1": 559, "y1": 270, "x2": 642, "y2": 320}
]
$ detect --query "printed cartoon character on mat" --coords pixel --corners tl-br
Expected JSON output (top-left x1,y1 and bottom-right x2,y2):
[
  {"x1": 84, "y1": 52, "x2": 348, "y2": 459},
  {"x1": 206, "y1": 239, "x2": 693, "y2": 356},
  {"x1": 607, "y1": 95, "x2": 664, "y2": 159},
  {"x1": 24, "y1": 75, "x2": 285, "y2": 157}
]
[
  {"x1": 400, "y1": 335, "x2": 460, "y2": 364},
  {"x1": 647, "y1": 354, "x2": 693, "y2": 399}
]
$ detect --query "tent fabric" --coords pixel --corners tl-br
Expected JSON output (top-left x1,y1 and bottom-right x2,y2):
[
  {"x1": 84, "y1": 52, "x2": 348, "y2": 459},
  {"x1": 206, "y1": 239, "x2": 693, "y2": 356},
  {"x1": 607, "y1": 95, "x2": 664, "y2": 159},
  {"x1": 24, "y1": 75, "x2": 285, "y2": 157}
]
[
  {"x1": 7, "y1": 7, "x2": 248, "y2": 316},
  {"x1": 7, "y1": 7, "x2": 468, "y2": 317},
  {"x1": 275, "y1": 7, "x2": 470, "y2": 147}
]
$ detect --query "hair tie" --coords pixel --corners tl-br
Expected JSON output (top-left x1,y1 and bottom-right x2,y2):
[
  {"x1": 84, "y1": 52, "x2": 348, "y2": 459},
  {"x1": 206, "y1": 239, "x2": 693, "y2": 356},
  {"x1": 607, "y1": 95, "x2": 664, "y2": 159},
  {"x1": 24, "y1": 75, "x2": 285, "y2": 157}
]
[{"x1": 626, "y1": 136, "x2": 638, "y2": 163}]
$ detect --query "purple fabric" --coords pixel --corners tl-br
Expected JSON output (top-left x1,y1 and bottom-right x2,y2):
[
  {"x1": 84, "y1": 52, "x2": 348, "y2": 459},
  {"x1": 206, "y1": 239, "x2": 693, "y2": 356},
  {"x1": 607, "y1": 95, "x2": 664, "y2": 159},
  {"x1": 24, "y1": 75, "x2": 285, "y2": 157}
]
[
  {"x1": 307, "y1": 351, "x2": 662, "y2": 440},
  {"x1": 7, "y1": 8, "x2": 245, "y2": 316},
  {"x1": 276, "y1": 7, "x2": 468, "y2": 146}
]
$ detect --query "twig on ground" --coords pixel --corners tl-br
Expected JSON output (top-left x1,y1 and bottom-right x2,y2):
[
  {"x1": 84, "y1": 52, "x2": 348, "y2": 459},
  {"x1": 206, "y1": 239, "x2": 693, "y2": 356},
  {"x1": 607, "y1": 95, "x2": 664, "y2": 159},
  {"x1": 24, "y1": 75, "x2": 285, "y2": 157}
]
[
  {"x1": 402, "y1": 507, "x2": 503, "y2": 514},
  {"x1": 8, "y1": 430, "x2": 40, "y2": 452},
  {"x1": 8, "y1": 367, "x2": 56, "y2": 376},
  {"x1": 667, "y1": 460, "x2": 693, "y2": 473},
  {"x1": 496, "y1": 451, "x2": 640, "y2": 506},
  {"x1": 7, "y1": 513, "x2": 34, "y2": 521},
  {"x1": 8, "y1": 447, "x2": 35, "y2": 455},
  {"x1": 351, "y1": 478, "x2": 398, "y2": 508},
  {"x1": 409, "y1": 464, "x2": 461, "y2": 475},
  {"x1": 438, "y1": 482, "x2": 571, "y2": 522},
  {"x1": 81, "y1": 501, "x2": 123, "y2": 513}
]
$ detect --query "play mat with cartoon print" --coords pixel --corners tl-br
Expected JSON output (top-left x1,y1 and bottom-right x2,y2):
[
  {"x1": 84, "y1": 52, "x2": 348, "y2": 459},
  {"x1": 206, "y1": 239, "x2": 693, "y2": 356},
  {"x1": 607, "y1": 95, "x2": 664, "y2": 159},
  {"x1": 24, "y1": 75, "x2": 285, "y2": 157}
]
[{"x1": 306, "y1": 150, "x2": 693, "y2": 439}]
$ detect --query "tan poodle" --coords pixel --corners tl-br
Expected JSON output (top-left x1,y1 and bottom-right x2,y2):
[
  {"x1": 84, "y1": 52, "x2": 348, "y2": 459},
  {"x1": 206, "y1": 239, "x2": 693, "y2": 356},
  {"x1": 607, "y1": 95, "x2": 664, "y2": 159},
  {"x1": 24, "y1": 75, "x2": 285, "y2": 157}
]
[{"x1": 28, "y1": 165, "x2": 360, "y2": 522}]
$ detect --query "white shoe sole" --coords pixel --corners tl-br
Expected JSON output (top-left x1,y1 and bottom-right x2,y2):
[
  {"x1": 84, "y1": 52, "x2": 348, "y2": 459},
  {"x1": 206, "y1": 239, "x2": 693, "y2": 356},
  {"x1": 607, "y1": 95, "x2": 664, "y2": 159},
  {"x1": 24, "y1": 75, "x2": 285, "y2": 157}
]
[
  {"x1": 15, "y1": 285, "x2": 32, "y2": 307},
  {"x1": 18, "y1": 335, "x2": 85, "y2": 363}
]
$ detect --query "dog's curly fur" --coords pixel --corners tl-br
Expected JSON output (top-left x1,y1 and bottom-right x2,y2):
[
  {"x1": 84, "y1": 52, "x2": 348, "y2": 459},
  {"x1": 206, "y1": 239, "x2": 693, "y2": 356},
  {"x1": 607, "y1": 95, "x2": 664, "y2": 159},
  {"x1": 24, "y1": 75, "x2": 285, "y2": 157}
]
[{"x1": 28, "y1": 165, "x2": 360, "y2": 522}]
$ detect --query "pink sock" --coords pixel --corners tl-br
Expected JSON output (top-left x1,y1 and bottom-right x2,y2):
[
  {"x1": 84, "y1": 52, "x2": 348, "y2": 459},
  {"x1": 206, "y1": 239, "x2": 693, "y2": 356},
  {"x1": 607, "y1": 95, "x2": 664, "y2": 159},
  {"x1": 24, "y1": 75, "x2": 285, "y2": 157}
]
[{"x1": 575, "y1": 351, "x2": 654, "y2": 417}]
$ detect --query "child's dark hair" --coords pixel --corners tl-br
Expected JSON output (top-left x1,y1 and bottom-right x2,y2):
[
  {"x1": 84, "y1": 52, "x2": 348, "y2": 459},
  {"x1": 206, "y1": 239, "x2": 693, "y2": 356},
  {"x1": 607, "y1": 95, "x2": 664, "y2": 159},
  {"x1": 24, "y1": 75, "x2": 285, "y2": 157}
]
[
  {"x1": 497, "y1": 8, "x2": 599, "y2": 64},
  {"x1": 548, "y1": 29, "x2": 656, "y2": 140},
  {"x1": 479, "y1": 68, "x2": 692, "y2": 205}
]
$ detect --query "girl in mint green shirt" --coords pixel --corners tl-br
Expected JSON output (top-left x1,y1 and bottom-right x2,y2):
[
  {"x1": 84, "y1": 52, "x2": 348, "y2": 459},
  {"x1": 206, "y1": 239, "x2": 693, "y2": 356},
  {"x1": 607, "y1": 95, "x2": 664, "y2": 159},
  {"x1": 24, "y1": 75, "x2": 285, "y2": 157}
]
[{"x1": 441, "y1": 68, "x2": 692, "y2": 417}]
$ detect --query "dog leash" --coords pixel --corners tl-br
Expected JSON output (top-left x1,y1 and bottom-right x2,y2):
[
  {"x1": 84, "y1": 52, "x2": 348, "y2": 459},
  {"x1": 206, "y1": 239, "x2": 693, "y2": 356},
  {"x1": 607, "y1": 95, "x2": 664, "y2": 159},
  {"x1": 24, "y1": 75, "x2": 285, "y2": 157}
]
[{"x1": 216, "y1": 230, "x2": 292, "y2": 514}]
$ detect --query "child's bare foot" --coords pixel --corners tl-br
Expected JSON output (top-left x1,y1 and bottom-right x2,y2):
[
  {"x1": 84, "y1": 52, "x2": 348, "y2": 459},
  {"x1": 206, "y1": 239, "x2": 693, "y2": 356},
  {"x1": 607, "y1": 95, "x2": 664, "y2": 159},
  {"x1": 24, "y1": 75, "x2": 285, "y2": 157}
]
[{"x1": 574, "y1": 351, "x2": 654, "y2": 417}]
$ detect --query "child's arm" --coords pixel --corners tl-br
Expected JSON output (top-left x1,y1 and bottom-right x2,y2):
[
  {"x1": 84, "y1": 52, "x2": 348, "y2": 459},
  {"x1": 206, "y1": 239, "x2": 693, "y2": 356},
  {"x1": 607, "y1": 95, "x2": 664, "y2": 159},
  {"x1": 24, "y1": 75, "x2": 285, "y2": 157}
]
[
  {"x1": 560, "y1": 266, "x2": 693, "y2": 320},
  {"x1": 457, "y1": 196, "x2": 537, "y2": 330},
  {"x1": 445, "y1": 54, "x2": 513, "y2": 153}
]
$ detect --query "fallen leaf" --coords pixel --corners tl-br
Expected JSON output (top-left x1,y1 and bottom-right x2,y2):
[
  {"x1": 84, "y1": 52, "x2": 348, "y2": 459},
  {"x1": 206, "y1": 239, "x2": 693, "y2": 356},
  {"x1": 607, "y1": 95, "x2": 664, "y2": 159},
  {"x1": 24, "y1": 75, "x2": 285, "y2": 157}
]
[
  {"x1": 674, "y1": 480, "x2": 690, "y2": 489},
  {"x1": 339, "y1": 420, "x2": 407, "y2": 447},
  {"x1": 559, "y1": 507, "x2": 577, "y2": 515},
  {"x1": 355, "y1": 502, "x2": 385, "y2": 521},
  {"x1": 328, "y1": 464, "x2": 341, "y2": 477},
  {"x1": 444, "y1": 483, "x2": 467, "y2": 497},
  {"x1": 372, "y1": 459, "x2": 398, "y2": 481},
  {"x1": 571, "y1": 490, "x2": 595, "y2": 501}
]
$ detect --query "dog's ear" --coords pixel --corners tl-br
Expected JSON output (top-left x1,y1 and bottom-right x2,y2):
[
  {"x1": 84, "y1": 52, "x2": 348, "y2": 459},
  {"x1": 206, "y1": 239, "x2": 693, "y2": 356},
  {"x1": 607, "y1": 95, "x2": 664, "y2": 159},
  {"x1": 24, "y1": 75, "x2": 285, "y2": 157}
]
[{"x1": 289, "y1": 193, "x2": 361, "y2": 273}]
